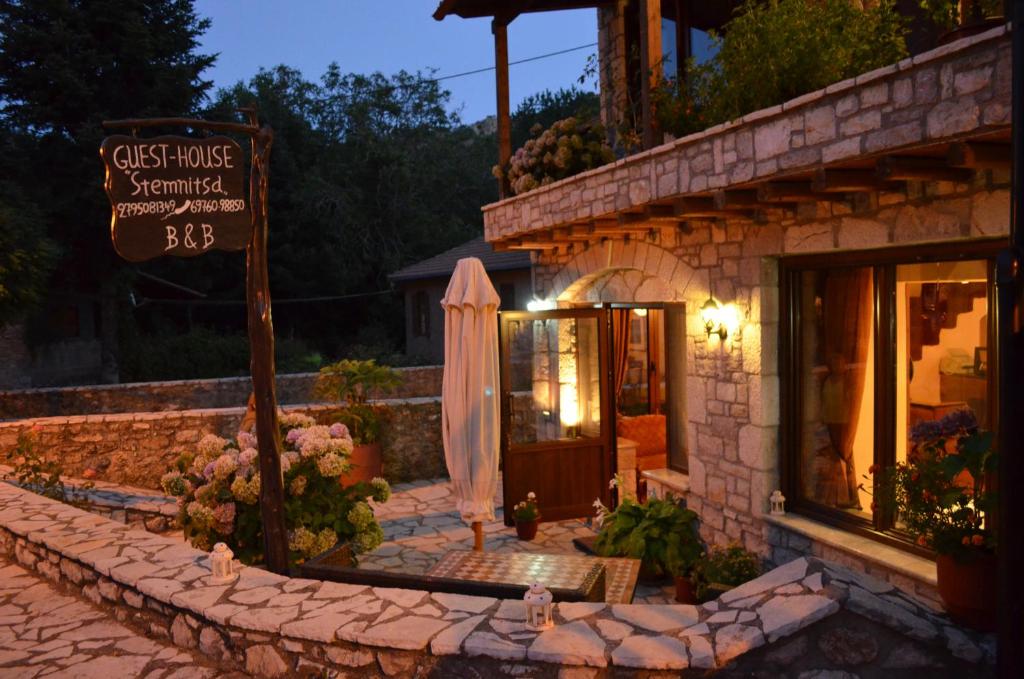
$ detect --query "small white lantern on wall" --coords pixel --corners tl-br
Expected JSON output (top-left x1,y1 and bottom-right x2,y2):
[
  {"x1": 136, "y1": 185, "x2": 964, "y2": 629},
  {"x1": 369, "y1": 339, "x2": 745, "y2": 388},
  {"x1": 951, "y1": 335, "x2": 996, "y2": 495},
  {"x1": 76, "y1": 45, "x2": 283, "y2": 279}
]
[
  {"x1": 769, "y1": 490, "x2": 786, "y2": 516},
  {"x1": 524, "y1": 582, "x2": 554, "y2": 631},
  {"x1": 209, "y1": 542, "x2": 237, "y2": 584}
]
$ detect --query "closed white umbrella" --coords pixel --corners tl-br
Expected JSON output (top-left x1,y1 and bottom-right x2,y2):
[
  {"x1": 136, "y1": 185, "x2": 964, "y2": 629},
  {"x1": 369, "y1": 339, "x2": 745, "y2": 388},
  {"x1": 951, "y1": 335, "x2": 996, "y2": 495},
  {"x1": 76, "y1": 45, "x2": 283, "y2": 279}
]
[{"x1": 441, "y1": 257, "x2": 501, "y2": 551}]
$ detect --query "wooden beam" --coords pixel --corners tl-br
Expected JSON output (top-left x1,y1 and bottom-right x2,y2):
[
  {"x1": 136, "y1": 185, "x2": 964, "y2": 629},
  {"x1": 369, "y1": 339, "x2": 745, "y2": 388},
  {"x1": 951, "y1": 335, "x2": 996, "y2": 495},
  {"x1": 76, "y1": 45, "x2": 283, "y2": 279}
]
[
  {"x1": 501, "y1": 238, "x2": 558, "y2": 251},
  {"x1": 757, "y1": 181, "x2": 843, "y2": 203},
  {"x1": 876, "y1": 156, "x2": 974, "y2": 183},
  {"x1": 948, "y1": 141, "x2": 1012, "y2": 170},
  {"x1": 673, "y1": 196, "x2": 753, "y2": 218},
  {"x1": 643, "y1": 204, "x2": 682, "y2": 222},
  {"x1": 813, "y1": 168, "x2": 902, "y2": 193},
  {"x1": 493, "y1": 18, "x2": 512, "y2": 198},
  {"x1": 713, "y1": 189, "x2": 796, "y2": 211},
  {"x1": 638, "y1": 0, "x2": 661, "y2": 150}
]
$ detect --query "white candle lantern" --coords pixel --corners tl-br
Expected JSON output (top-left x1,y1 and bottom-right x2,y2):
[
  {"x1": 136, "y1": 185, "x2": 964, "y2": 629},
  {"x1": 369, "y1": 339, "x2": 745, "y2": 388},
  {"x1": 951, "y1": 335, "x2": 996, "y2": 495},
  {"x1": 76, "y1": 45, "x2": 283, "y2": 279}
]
[
  {"x1": 209, "y1": 542, "x2": 237, "y2": 584},
  {"x1": 523, "y1": 582, "x2": 554, "y2": 631},
  {"x1": 769, "y1": 490, "x2": 786, "y2": 516}
]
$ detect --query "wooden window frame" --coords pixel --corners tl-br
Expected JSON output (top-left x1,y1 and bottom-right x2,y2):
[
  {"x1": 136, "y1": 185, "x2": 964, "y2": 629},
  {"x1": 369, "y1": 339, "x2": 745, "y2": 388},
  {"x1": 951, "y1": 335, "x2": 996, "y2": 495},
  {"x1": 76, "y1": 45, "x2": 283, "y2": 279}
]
[{"x1": 779, "y1": 237, "x2": 1006, "y2": 555}]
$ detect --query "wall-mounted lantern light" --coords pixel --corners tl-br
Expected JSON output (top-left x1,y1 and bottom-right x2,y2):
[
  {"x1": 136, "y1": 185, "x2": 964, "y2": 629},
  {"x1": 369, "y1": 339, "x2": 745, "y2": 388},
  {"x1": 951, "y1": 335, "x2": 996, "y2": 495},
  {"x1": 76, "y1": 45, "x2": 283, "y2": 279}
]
[{"x1": 701, "y1": 297, "x2": 728, "y2": 340}]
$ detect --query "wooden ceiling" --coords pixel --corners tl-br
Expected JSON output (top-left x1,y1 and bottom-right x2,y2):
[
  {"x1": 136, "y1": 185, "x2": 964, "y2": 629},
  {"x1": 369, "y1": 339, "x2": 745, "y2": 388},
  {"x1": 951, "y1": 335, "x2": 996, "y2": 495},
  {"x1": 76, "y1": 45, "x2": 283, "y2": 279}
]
[{"x1": 492, "y1": 133, "x2": 1012, "y2": 252}]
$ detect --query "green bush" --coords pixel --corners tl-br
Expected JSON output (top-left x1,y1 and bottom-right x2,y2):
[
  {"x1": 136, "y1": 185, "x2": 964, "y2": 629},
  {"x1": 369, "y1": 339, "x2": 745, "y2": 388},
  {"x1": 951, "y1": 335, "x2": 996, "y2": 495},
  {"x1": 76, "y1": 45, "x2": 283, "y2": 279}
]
[
  {"x1": 656, "y1": 0, "x2": 908, "y2": 138},
  {"x1": 120, "y1": 326, "x2": 323, "y2": 381},
  {"x1": 692, "y1": 544, "x2": 762, "y2": 601}
]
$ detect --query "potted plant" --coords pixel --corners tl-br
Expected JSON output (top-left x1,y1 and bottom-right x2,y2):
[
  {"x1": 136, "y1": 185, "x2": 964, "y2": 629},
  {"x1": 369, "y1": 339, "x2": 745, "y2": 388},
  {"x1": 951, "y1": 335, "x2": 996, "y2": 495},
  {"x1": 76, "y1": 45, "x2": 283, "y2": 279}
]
[
  {"x1": 871, "y1": 409, "x2": 997, "y2": 631},
  {"x1": 594, "y1": 495, "x2": 703, "y2": 583},
  {"x1": 512, "y1": 491, "x2": 541, "y2": 540},
  {"x1": 313, "y1": 359, "x2": 402, "y2": 485},
  {"x1": 163, "y1": 418, "x2": 392, "y2": 568},
  {"x1": 921, "y1": 0, "x2": 1003, "y2": 44},
  {"x1": 691, "y1": 544, "x2": 762, "y2": 602}
]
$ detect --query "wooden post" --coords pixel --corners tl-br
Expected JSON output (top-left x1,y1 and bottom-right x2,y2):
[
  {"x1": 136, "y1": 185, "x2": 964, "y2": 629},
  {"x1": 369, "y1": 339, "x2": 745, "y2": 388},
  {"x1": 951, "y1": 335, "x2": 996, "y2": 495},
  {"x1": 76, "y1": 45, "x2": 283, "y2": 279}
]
[
  {"x1": 638, "y1": 0, "x2": 661, "y2": 150},
  {"x1": 244, "y1": 110, "x2": 290, "y2": 574},
  {"x1": 493, "y1": 18, "x2": 512, "y2": 198},
  {"x1": 473, "y1": 521, "x2": 484, "y2": 551}
]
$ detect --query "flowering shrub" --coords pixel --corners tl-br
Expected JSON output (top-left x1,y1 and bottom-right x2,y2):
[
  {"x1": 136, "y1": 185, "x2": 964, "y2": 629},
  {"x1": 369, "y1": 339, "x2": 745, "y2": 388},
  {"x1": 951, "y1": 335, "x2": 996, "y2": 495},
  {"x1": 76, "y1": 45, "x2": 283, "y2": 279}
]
[
  {"x1": 162, "y1": 419, "x2": 391, "y2": 566},
  {"x1": 512, "y1": 491, "x2": 539, "y2": 522},
  {"x1": 493, "y1": 117, "x2": 615, "y2": 196},
  {"x1": 870, "y1": 409, "x2": 997, "y2": 561}
]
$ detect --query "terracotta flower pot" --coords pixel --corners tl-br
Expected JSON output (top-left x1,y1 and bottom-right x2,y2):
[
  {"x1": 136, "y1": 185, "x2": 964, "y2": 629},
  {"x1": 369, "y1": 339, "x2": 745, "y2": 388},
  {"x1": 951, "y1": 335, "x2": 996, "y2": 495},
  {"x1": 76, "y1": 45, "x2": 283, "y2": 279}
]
[
  {"x1": 515, "y1": 516, "x2": 540, "y2": 541},
  {"x1": 340, "y1": 442, "x2": 382, "y2": 486},
  {"x1": 674, "y1": 575, "x2": 698, "y2": 604},
  {"x1": 936, "y1": 550, "x2": 997, "y2": 632}
]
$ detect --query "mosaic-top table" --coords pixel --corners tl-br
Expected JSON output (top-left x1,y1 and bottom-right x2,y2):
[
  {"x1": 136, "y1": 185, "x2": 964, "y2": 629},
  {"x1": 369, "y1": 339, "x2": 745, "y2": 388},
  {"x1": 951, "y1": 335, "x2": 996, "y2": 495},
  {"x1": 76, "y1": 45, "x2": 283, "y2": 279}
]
[{"x1": 426, "y1": 550, "x2": 641, "y2": 604}]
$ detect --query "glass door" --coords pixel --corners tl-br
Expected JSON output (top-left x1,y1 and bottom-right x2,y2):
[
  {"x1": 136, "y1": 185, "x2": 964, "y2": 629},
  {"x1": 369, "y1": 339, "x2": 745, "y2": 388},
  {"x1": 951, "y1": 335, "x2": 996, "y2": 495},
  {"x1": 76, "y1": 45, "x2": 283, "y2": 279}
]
[{"x1": 499, "y1": 308, "x2": 613, "y2": 523}]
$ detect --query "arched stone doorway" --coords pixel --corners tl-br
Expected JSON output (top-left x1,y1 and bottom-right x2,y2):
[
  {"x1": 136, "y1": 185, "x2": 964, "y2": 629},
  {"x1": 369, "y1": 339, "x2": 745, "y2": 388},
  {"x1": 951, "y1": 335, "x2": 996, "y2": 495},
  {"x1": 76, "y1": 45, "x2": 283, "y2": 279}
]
[{"x1": 544, "y1": 240, "x2": 708, "y2": 305}]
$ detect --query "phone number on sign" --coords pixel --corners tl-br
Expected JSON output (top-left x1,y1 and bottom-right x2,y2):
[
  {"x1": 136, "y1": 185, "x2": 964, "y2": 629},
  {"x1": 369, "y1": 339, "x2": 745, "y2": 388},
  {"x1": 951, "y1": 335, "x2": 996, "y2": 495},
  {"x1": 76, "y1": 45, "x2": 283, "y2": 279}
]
[{"x1": 114, "y1": 198, "x2": 246, "y2": 219}]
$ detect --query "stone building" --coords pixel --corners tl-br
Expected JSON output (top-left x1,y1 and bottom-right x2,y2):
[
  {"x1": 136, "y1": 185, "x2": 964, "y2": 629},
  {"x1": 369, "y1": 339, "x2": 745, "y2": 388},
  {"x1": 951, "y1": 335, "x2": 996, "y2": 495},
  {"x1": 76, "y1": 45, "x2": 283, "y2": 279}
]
[{"x1": 434, "y1": 0, "x2": 1010, "y2": 605}]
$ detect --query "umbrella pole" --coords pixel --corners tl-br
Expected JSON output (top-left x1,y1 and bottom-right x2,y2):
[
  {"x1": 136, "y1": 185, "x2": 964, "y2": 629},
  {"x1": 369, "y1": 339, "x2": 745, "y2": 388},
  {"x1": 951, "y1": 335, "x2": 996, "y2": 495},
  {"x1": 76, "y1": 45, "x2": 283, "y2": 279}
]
[{"x1": 473, "y1": 521, "x2": 484, "y2": 551}]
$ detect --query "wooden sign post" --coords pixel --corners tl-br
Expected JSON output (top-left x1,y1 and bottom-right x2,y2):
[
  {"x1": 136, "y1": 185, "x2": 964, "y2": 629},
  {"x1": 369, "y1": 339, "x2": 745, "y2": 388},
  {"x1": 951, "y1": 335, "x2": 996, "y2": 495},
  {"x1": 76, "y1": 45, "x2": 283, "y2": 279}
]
[{"x1": 101, "y1": 112, "x2": 290, "y2": 574}]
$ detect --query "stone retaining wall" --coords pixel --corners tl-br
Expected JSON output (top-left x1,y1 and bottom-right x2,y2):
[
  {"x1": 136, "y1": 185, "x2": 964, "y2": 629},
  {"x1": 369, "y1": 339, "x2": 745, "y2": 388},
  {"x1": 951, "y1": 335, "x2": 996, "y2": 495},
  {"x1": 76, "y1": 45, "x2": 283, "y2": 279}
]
[
  {"x1": 0, "y1": 365, "x2": 444, "y2": 420},
  {"x1": 0, "y1": 399, "x2": 446, "y2": 490},
  {"x1": 0, "y1": 482, "x2": 992, "y2": 678}
]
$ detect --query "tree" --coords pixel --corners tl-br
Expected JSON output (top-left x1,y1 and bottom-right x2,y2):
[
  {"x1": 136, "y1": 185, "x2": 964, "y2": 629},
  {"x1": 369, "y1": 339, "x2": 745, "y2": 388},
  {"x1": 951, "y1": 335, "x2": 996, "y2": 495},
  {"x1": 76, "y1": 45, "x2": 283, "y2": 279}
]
[{"x1": 0, "y1": 0, "x2": 214, "y2": 369}]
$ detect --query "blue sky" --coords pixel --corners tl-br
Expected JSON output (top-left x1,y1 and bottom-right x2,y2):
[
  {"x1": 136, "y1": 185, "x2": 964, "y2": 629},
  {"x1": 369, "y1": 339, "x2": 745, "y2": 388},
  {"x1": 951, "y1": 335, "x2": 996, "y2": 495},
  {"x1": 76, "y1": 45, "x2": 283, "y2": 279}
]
[{"x1": 194, "y1": 1, "x2": 598, "y2": 124}]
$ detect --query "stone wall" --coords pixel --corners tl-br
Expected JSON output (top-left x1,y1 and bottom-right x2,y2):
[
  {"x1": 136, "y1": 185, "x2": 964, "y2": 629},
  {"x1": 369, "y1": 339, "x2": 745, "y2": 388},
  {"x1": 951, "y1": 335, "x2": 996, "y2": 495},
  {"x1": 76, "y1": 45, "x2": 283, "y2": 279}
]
[
  {"x1": 0, "y1": 399, "x2": 446, "y2": 490},
  {"x1": 0, "y1": 365, "x2": 444, "y2": 420},
  {"x1": 0, "y1": 482, "x2": 993, "y2": 678}
]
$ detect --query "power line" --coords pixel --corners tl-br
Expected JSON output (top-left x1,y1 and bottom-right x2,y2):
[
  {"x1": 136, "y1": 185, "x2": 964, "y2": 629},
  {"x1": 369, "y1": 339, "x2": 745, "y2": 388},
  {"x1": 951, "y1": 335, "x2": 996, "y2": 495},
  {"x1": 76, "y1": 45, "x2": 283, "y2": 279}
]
[
  {"x1": 432, "y1": 42, "x2": 597, "y2": 82},
  {"x1": 133, "y1": 289, "x2": 396, "y2": 307}
]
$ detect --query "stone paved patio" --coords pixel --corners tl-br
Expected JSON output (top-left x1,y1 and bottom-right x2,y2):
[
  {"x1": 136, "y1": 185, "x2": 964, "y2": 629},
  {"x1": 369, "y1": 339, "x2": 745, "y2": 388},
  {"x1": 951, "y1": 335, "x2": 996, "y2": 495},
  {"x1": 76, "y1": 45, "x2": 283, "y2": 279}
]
[
  {"x1": 0, "y1": 555, "x2": 242, "y2": 679},
  {"x1": 363, "y1": 477, "x2": 677, "y2": 604}
]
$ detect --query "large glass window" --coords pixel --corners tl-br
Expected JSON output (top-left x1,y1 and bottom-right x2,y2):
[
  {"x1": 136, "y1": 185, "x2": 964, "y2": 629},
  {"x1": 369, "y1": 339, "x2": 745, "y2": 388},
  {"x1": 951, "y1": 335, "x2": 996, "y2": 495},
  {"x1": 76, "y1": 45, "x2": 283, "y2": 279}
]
[{"x1": 783, "y1": 245, "x2": 998, "y2": 544}]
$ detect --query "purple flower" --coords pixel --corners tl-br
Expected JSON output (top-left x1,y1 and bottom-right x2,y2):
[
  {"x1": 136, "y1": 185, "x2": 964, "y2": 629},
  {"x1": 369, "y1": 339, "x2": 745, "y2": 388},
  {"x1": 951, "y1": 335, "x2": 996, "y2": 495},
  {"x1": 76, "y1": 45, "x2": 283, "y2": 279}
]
[
  {"x1": 909, "y1": 420, "x2": 943, "y2": 445},
  {"x1": 940, "y1": 409, "x2": 978, "y2": 437},
  {"x1": 203, "y1": 461, "x2": 216, "y2": 480}
]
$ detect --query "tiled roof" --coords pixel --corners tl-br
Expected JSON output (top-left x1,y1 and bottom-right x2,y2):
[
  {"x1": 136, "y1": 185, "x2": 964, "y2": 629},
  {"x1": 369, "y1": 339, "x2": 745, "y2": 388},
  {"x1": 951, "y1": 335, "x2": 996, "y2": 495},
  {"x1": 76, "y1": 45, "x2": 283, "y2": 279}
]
[{"x1": 388, "y1": 236, "x2": 531, "y2": 283}]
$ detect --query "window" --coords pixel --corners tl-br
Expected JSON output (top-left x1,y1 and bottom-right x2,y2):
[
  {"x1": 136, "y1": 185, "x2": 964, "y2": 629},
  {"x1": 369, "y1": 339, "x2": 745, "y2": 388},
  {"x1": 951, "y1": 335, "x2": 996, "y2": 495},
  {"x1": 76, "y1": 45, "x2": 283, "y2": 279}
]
[
  {"x1": 412, "y1": 290, "x2": 430, "y2": 338},
  {"x1": 781, "y1": 241, "x2": 1001, "y2": 545}
]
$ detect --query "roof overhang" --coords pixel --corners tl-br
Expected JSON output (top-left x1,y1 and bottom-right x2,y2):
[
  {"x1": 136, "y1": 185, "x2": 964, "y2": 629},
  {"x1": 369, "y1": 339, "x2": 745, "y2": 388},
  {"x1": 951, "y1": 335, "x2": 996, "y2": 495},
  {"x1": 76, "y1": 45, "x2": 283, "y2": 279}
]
[
  {"x1": 433, "y1": 0, "x2": 611, "y2": 21},
  {"x1": 481, "y1": 25, "x2": 1012, "y2": 253}
]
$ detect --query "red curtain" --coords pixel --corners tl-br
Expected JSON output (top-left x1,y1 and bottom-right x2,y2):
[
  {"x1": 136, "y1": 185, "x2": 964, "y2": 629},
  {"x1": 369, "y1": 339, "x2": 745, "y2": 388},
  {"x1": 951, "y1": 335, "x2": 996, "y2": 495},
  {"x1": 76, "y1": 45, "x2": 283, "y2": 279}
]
[
  {"x1": 818, "y1": 268, "x2": 873, "y2": 509},
  {"x1": 611, "y1": 309, "x2": 631, "y2": 401}
]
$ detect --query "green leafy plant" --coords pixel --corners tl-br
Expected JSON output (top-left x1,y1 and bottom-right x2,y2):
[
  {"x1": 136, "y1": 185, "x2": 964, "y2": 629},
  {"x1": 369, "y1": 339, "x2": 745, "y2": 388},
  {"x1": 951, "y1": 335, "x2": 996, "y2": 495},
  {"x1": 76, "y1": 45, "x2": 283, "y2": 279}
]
[
  {"x1": 869, "y1": 409, "x2": 997, "y2": 561},
  {"x1": 653, "y1": 0, "x2": 908, "y2": 139},
  {"x1": 692, "y1": 544, "x2": 762, "y2": 601},
  {"x1": 2, "y1": 429, "x2": 93, "y2": 505},
  {"x1": 3, "y1": 429, "x2": 67, "y2": 502},
  {"x1": 512, "y1": 491, "x2": 539, "y2": 522},
  {"x1": 594, "y1": 495, "x2": 704, "y2": 579},
  {"x1": 494, "y1": 116, "x2": 616, "y2": 196},
  {"x1": 162, "y1": 416, "x2": 391, "y2": 566},
  {"x1": 313, "y1": 359, "x2": 403, "y2": 444},
  {"x1": 919, "y1": 0, "x2": 1002, "y2": 30}
]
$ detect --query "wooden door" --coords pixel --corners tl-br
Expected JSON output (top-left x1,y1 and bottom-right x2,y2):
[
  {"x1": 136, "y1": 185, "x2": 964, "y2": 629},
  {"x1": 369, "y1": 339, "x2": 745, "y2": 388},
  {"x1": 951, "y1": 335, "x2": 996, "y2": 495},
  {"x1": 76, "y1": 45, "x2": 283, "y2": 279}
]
[{"x1": 499, "y1": 309, "x2": 614, "y2": 524}]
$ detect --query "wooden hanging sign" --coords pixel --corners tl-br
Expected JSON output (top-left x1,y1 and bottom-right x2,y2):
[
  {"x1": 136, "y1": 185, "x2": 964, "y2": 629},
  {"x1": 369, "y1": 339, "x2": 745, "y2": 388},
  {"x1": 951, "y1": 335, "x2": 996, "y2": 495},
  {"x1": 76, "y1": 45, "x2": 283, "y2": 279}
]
[{"x1": 100, "y1": 134, "x2": 251, "y2": 262}]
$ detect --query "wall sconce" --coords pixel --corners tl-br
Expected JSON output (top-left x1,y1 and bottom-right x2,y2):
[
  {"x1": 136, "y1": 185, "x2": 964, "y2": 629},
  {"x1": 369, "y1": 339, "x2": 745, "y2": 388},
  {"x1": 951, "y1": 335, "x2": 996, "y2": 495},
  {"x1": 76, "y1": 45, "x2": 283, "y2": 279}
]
[
  {"x1": 701, "y1": 297, "x2": 728, "y2": 340},
  {"x1": 526, "y1": 297, "x2": 556, "y2": 312},
  {"x1": 524, "y1": 582, "x2": 554, "y2": 630},
  {"x1": 769, "y1": 490, "x2": 786, "y2": 516},
  {"x1": 632, "y1": 308, "x2": 647, "y2": 317}
]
